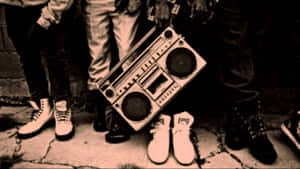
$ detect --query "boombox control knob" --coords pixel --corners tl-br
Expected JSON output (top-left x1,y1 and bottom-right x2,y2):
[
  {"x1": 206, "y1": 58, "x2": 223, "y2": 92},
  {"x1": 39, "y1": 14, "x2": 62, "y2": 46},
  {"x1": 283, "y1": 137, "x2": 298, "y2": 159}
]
[
  {"x1": 105, "y1": 89, "x2": 114, "y2": 98},
  {"x1": 164, "y1": 30, "x2": 173, "y2": 39}
]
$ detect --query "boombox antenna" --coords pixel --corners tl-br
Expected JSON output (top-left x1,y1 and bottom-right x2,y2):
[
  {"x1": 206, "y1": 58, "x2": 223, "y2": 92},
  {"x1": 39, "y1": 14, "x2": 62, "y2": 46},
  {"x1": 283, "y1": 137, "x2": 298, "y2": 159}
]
[{"x1": 97, "y1": 26, "x2": 157, "y2": 88}]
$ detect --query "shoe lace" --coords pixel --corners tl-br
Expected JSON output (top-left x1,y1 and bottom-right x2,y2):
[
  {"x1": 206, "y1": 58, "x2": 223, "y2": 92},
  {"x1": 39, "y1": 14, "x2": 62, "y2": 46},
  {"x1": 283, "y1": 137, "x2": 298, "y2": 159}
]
[
  {"x1": 173, "y1": 127, "x2": 190, "y2": 137},
  {"x1": 231, "y1": 106, "x2": 248, "y2": 127},
  {"x1": 32, "y1": 109, "x2": 42, "y2": 121},
  {"x1": 150, "y1": 122, "x2": 169, "y2": 139},
  {"x1": 32, "y1": 101, "x2": 46, "y2": 121},
  {"x1": 55, "y1": 110, "x2": 70, "y2": 121},
  {"x1": 248, "y1": 112, "x2": 267, "y2": 140}
]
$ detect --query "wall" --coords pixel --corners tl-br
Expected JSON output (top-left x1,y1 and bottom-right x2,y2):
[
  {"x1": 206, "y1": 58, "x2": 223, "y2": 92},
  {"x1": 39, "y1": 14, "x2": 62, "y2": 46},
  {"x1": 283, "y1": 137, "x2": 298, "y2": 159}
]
[{"x1": 0, "y1": 5, "x2": 299, "y2": 113}]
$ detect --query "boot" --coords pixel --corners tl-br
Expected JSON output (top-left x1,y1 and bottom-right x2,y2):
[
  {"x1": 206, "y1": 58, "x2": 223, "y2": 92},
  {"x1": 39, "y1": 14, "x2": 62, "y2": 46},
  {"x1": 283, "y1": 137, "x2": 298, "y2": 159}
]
[
  {"x1": 18, "y1": 98, "x2": 53, "y2": 138},
  {"x1": 248, "y1": 109, "x2": 277, "y2": 164},
  {"x1": 54, "y1": 100, "x2": 74, "y2": 141},
  {"x1": 225, "y1": 104, "x2": 249, "y2": 150},
  {"x1": 86, "y1": 90, "x2": 107, "y2": 132},
  {"x1": 105, "y1": 107, "x2": 130, "y2": 143}
]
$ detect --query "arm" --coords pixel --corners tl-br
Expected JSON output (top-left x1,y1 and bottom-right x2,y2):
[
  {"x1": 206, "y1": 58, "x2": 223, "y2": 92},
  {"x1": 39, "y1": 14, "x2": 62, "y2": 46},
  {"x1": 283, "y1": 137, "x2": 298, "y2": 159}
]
[
  {"x1": 188, "y1": 0, "x2": 217, "y2": 23},
  {"x1": 37, "y1": 0, "x2": 74, "y2": 30}
]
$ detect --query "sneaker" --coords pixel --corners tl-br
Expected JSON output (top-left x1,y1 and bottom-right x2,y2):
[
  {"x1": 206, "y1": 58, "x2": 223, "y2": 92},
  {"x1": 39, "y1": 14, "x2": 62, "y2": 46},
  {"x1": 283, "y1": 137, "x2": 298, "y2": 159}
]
[
  {"x1": 18, "y1": 98, "x2": 53, "y2": 138},
  {"x1": 172, "y1": 111, "x2": 195, "y2": 165},
  {"x1": 147, "y1": 114, "x2": 171, "y2": 164},
  {"x1": 54, "y1": 100, "x2": 74, "y2": 141},
  {"x1": 281, "y1": 110, "x2": 300, "y2": 150},
  {"x1": 105, "y1": 110, "x2": 130, "y2": 143},
  {"x1": 225, "y1": 104, "x2": 249, "y2": 150},
  {"x1": 248, "y1": 108, "x2": 277, "y2": 164}
]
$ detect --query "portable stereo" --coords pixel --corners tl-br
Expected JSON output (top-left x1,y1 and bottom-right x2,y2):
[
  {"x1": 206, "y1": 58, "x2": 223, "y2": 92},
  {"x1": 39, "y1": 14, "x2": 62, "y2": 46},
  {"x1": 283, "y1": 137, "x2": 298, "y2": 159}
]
[{"x1": 98, "y1": 27, "x2": 206, "y2": 131}]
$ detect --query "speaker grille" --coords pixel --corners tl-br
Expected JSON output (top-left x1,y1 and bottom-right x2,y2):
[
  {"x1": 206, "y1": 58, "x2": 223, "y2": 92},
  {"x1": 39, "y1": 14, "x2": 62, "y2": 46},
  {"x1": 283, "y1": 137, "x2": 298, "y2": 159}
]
[
  {"x1": 122, "y1": 92, "x2": 151, "y2": 121},
  {"x1": 166, "y1": 48, "x2": 196, "y2": 77}
]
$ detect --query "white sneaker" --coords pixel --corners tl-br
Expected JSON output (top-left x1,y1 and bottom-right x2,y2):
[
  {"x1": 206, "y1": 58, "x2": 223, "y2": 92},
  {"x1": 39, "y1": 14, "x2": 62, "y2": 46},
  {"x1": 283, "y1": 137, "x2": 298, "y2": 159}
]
[
  {"x1": 172, "y1": 111, "x2": 195, "y2": 165},
  {"x1": 54, "y1": 100, "x2": 74, "y2": 140},
  {"x1": 147, "y1": 114, "x2": 171, "y2": 164},
  {"x1": 18, "y1": 98, "x2": 53, "y2": 138}
]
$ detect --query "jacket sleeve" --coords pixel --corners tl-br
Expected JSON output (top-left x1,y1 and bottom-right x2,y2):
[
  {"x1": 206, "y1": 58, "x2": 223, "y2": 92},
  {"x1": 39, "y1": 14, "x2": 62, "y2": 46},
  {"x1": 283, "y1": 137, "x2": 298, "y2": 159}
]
[{"x1": 37, "y1": 0, "x2": 74, "y2": 29}]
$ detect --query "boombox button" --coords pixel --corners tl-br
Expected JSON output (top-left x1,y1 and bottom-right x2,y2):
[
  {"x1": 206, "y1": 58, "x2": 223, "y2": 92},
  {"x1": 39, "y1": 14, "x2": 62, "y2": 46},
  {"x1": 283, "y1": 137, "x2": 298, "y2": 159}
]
[
  {"x1": 164, "y1": 30, "x2": 173, "y2": 39},
  {"x1": 105, "y1": 89, "x2": 114, "y2": 98}
]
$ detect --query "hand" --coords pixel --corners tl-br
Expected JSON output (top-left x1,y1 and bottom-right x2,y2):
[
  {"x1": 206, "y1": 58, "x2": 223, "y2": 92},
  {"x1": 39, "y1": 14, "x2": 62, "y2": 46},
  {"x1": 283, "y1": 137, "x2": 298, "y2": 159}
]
[
  {"x1": 127, "y1": 0, "x2": 142, "y2": 14},
  {"x1": 188, "y1": 0, "x2": 210, "y2": 21},
  {"x1": 154, "y1": 0, "x2": 171, "y2": 27}
]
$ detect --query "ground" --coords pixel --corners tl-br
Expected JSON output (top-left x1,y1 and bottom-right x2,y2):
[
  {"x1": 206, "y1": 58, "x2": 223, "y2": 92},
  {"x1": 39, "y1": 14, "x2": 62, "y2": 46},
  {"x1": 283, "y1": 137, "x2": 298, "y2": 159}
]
[{"x1": 0, "y1": 105, "x2": 299, "y2": 169}]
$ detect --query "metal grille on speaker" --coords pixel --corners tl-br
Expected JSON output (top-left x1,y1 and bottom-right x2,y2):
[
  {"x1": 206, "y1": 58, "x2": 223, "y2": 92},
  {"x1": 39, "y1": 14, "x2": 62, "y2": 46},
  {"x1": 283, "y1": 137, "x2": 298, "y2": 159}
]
[
  {"x1": 166, "y1": 47, "x2": 196, "y2": 77},
  {"x1": 121, "y1": 92, "x2": 151, "y2": 121}
]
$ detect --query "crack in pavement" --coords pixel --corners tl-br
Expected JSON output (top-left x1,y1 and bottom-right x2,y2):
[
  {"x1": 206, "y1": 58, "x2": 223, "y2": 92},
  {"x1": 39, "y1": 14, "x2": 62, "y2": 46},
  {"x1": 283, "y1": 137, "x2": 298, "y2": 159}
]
[
  {"x1": 40, "y1": 138, "x2": 56, "y2": 162},
  {"x1": 201, "y1": 127, "x2": 253, "y2": 169},
  {"x1": 13, "y1": 128, "x2": 24, "y2": 159},
  {"x1": 21, "y1": 159, "x2": 102, "y2": 169},
  {"x1": 22, "y1": 159, "x2": 76, "y2": 168}
]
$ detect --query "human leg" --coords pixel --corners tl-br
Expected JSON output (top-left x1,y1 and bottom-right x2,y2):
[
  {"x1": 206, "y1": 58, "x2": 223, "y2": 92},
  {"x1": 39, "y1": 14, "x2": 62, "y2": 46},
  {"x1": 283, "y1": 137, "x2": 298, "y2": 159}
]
[
  {"x1": 216, "y1": 0, "x2": 277, "y2": 163},
  {"x1": 5, "y1": 6, "x2": 53, "y2": 138}
]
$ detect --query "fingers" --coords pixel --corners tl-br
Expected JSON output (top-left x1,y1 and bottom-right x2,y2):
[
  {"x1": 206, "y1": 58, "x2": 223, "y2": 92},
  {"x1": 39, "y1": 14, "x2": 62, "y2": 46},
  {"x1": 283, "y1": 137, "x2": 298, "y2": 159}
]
[
  {"x1": 190, "y1": 0, "x2": 210, "y2": 21},
  {"x1": 154, "y1": 3, "x2": 170, "y2": 27}
]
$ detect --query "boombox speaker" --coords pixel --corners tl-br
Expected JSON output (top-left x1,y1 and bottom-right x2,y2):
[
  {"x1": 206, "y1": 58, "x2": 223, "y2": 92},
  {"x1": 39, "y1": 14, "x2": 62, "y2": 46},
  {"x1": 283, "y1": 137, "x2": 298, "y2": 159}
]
[{"x1": 98, "y1": 27, "x2": 206, "y2": 131}]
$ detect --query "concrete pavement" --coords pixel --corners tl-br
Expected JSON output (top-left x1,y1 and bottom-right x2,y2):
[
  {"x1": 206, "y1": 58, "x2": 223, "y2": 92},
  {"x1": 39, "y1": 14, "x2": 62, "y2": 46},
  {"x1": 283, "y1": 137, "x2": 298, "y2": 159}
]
[{"x1": 0, "y1": 105, "x2": 300, "y2": 169}]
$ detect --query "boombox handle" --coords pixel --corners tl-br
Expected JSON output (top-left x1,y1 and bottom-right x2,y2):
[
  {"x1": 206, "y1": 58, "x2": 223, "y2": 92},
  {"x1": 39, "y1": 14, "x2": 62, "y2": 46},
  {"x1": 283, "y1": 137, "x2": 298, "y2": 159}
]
[
  {"x1": 97, "y1": 26, "x2": 157, "y2": 88},
  {"x1": 97, "y1": 0, "x2": 183, "y2": 88}
]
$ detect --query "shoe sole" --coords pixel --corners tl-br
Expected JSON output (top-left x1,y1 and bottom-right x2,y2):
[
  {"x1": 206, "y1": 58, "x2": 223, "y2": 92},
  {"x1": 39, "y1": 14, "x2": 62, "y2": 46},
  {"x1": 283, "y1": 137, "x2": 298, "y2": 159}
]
[
  {"x1": 105, "y1": 134, "x2": 130, "y2": 144},
  {"x1": 281, "y1": 123, "x2": 300, "y2": 150},
  {"x1": 146, "y1": 153, "x2": 169, "y2": 165},
  {"x1": 173, "y1": 154, "x2": 194, "y2": 166},
  {"x1": 146, "y1": 145, "x2": 170, "y2": 165},
  {"x1": 17, "y1": 119, "x2": 54, "y2": 139},
  {"x1": 55, "y1": 127, "x2": 75, "y2": 141},
  {"x1": 93, "y1": 122, "x2": 107, "y2": 132}
]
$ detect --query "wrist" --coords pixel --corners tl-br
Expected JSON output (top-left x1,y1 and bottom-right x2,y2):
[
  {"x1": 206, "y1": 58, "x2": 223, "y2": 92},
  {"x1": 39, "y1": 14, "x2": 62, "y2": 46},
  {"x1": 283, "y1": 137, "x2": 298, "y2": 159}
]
[{"x1": 37, "y1": 17, "x2": 51, "y2": 30}]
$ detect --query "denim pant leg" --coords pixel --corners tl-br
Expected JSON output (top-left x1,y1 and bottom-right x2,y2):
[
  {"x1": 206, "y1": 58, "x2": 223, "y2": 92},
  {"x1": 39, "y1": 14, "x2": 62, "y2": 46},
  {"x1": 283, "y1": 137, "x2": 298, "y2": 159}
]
[
  {"x1": 111, "y1": 11, "x2": 140, "y2": 69},
  {"x1": 84, "y1": 0, "x2": 116, "y2": 90},
  {"x1": 216, "y1": 0, "x2": 259, "y2": 105},
  {"x1": 5, "y1": 6, "x2": 49, "y2": 102},
  {"x1": 44, "y1": 24, "x2": 71, "y2": 103}
]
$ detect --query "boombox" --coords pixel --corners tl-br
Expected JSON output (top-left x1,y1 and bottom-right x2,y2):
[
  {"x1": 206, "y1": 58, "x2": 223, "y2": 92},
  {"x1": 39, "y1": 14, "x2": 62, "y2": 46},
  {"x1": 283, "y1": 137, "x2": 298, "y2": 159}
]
[{"x1": 98, "y1": 27, "x2": 206, "y2": 131}]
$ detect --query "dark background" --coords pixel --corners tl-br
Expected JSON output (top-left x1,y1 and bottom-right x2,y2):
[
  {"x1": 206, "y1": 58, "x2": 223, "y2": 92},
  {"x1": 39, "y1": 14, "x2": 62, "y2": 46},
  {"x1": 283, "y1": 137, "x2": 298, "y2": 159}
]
[{"x1": 0, "y1": 3, "x2": 299, "y2": 115}]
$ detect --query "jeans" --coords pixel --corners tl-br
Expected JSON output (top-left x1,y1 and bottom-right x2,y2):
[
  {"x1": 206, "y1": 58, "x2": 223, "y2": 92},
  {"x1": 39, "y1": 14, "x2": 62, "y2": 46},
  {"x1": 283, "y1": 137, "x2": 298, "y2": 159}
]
[
  {"x1": 215, "y1": 0, "x2": 259, "y2": 105},
  {"x1": 5, "y1": 5, "x2": 71, "y2": 103},
  {"x1": 84, "y1": 0, "x2": 140, "y2": 90}
]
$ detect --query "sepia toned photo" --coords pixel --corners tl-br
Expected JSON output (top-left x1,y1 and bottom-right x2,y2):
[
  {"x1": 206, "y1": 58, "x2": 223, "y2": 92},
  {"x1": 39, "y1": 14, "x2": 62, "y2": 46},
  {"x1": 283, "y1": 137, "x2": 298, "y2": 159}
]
[{"x1": 0, "y1": 0, "x2": 299, "y2": 168}]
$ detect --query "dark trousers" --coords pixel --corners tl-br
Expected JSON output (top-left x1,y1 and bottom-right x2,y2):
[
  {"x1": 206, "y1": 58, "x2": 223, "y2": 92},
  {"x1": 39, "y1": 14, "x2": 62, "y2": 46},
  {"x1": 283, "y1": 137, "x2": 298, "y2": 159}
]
[
  {"x1": 215, "y1": 0, "x2": 259, "y2": 105},
  {"x1": 5, "y1": 5, "x2": 71, "y2": 103}
]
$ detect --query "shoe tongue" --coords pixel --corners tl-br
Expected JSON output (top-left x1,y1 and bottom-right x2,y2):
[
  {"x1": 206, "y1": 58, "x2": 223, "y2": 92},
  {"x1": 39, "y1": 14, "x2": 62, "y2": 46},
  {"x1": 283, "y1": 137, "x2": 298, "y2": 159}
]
[
  {"x1": 56, "y1": 100, "x2": 68, "y2": 111},
  {"x1": 176, "y1": 117, "x2": 192, "y2": 127},
  {"x1": 28, "y1": 100, "x2": 39, "y2": 110},
  {"x1": 157, "y1": 114, "x2": 170, "y2": 127},
  {"x1": 174, "y1": 111, "x2": 194, "y2": 128}
]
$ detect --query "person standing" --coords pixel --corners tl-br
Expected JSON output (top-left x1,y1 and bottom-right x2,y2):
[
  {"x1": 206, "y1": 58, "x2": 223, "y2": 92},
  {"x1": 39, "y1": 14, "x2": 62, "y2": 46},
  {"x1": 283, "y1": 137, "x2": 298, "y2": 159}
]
[
  {"x1": 83, "y1": 0, "x2": 146, "y2": 143},
  {"x1": 1, "y1": 0, "x2": 75, "y2": 140}
]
